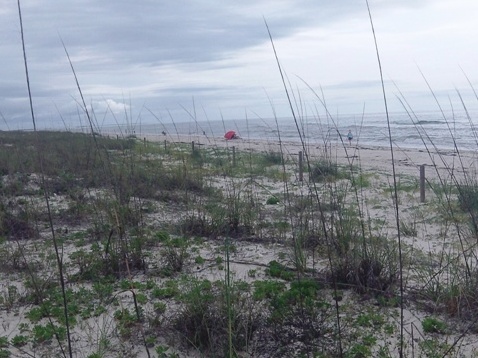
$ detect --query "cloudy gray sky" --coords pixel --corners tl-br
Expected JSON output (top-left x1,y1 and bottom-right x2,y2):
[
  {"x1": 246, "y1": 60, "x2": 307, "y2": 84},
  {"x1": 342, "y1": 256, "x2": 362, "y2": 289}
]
[{"x1": 1, "y1": 0, "x2": 478, "y2": 130}]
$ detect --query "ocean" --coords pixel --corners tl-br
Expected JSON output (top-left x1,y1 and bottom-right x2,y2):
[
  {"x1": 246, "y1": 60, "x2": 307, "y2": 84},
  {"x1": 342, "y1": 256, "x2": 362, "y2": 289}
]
[
  {"x1": 95, "y1": 109, "x2": 478, "y2": 151},
  {"x1": 4, "y1": 109, "x2": 478, "y2": 151}
]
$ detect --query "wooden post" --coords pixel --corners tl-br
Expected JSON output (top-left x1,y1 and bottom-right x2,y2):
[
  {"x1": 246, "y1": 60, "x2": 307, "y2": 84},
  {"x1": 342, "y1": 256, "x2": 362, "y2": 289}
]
[
  {"x1": 143, "y1": 137, "x2": 146, "y2": 146},
  {"x1": 420, "y1": 165, "x2": 425, "y2": 203},
  {"x1": 232, "y1": 146, "x2": 236, "y2": 167},
  {"x1": 299, "y1": 151, "x2": 303, "y2": 182},
  {"x1": 192, "y1": 141, "x2": 195, "y2": 153},
  {"x1": 164, "y1": 140, "x2": 167, "y2": 151}
]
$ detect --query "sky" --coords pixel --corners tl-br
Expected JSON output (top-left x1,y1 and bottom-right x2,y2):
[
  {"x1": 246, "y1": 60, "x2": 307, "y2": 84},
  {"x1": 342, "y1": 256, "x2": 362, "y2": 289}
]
[{"x1": 1, "y1": 0, "x2": 478, "y2": 130}]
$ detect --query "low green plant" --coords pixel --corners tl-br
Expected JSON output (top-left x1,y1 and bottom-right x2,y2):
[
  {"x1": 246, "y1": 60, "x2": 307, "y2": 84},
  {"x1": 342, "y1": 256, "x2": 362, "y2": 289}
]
[
  {"x1": 347, "y1": 339, "x2": 374, "y2": 358},
  {"x1": 376, "y1": 294, "x2": 400, "y2": 308},
  {"x1": 114, "y1": 308, "x2": 140, "y2": 339},
  {"x1": 253, "y1": 280, "x2": 286, "y2": 300},
  {"x1": 119, "y1": 279, "x2": 145, "y2": 290},
  {"x1": 266, "y1": 260, "x2": 295, "y2": 281},
  {"x1": 419, "y1": 339, "x2": 452, "y2": 358},
  {"x1": 266, "y1": 196, "x2": 280, "y2": 205},
  {"x1": 355, "y1": 311, "x2": 385, "y2": 328},
  {"x1": 155, "y1": 345, "x2": 179, "y2": 358},
  {"x1": 194, "y1": 255, "x2": 205, "y2": 264},
  {"x1": 136, "y1": 293, "x2": 148, "y2": 304},
  {"x1": 149, "y1": 301, "x2": 167, "y2": 330},
  {"x1": 145, "y1": 335, "x2": 156, "y2": 347},
  {"x1": 248, "y1": 269, "x2": 257, "y2": 278},
  {"x1": 26, "y1": 306, "x2": 44, "y2": 323},
  {"x1": 11, "y1": 335, "x2": 28, "y2": 347},
  {"x1": 422, "y1": 316, "x2": 446, "y2": 333},
  {"x1": 154, "y1": 230, "x2": 171, "y2": 243},
  {"x1": 92, "y1": 282, "x2": 114, "y2": 302},
  {"x1": 151, "y1": 280, "x2": 180, "y2": 299},
  {"x1": 32, "y1": 322, "x2": 66, "y2": 344},
  {"x1": 153, "y1": 302, "x2": 167, "y2": 314}
]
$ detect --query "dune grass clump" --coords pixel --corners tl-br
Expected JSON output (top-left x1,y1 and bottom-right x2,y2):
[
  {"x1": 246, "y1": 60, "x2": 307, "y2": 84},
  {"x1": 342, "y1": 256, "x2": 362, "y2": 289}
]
[
  {"x1": 261, "y1": 151, "x2": 283, "y2": 166},
  {"x1": 310, "y1": 159, "x2": 349, "y2": 182},
  {"x1": 456, "y1": 182, "x2": 478, "y2": 232},
  {"x1": 327, "y1": 232, "x2": 399, "y2": 296}
]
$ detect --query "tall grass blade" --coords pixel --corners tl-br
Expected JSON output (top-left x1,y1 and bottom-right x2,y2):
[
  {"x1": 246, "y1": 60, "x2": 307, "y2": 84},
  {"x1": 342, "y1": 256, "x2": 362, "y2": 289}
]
[
  {"x1": 365, "y1": 1, "x2": 404, "y2": 356},
  {"x1": 17, "y1": 1, "x2": 73, "y2": 357}
]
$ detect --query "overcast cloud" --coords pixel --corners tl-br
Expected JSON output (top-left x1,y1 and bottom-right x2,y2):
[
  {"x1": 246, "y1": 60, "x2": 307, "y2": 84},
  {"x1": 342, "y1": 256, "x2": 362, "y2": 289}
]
[{"x1": 1, "y1": 0, "x2": 478, "y2": 130}]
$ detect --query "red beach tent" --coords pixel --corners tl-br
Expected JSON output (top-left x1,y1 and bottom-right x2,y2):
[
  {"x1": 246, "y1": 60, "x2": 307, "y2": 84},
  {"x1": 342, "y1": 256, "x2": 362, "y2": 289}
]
[{"x1": 224, "y1": 130, "x2": 236, "y2": 140}]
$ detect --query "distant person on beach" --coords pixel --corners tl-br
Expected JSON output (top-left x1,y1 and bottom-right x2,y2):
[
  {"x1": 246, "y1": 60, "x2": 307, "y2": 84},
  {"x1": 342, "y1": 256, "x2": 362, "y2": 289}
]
[{"x1": 347, "y1": 130, "x2": 353, "y2": 146}]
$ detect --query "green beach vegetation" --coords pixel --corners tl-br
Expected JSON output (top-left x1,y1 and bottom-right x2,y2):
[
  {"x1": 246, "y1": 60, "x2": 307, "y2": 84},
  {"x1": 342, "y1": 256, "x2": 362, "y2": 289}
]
[{"x1": 0, "y1": 129, "x2": 477, "y2": 357}]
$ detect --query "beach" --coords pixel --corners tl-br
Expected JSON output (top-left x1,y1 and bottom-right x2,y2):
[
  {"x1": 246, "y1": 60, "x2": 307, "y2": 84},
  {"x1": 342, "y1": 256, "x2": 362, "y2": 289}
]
[{"x1": 141, "y1": 132, "x2": 478, "y2": 180}]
